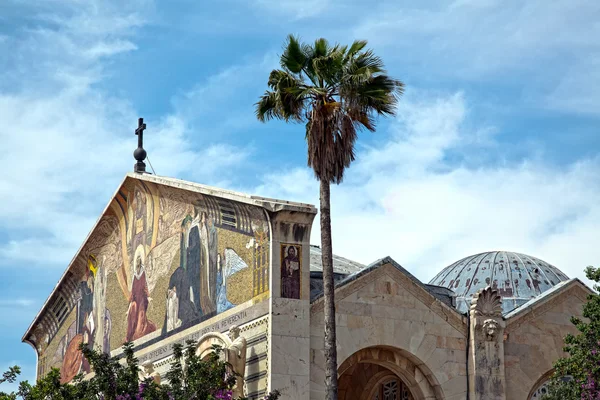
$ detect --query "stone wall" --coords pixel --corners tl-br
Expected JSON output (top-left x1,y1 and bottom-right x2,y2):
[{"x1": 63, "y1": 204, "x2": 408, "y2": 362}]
[
  {"x1": 503, "y1": 282, "x2": 589, "y2": 400},
  {"x1": 310, "y1": 262, "x2": 469, "y2": 400}
]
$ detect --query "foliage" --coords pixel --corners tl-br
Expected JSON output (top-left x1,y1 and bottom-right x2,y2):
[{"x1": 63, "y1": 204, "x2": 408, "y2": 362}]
[
  {"x1": 255, "y1": 34, "x2": 404, "y2": 184},
  {"x1": 0, "y1": 341, "x2": 280, "y2": 400},
  {"x1": 0, "y1": 367, "x2": 20, "y2": 387},
  {"x1": 543, "y1": 266, "x2": 600, "y2": 400}
]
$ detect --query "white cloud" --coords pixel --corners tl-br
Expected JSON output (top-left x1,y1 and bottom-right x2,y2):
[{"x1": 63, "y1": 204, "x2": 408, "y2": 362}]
[
  {"x1": 84, "y1": 40, "x2": 138, "y2": 59},
  {"x1": 0, "y1": 298, "x2": 36, "y2": 308},
  {"x1": 352, "y1": 0, "x2": 600, "y2": 115},
  {"x1": 0, "y1": 0, "x2": 250, "y2": 266},
  {"x1": 171, "y1": 52, "x2": 278, "y2": 129},
  {"x1": 355, "y1": 0, "x2": 600, "y2": 75},
  {"x1": 254, "y1": 0, "x2": 331, "y2": 20},
  {"x1": 545, "y1": 55, "x2": 600, "y2": 115},
  {"x1": 253, "y1": 91, "x2": 600, "y2": 287}
]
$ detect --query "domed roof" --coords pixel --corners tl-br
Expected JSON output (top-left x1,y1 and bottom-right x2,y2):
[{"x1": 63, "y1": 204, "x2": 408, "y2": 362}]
[{"x1": 428, "y1": 251, "x2": 570, "y2": 314}]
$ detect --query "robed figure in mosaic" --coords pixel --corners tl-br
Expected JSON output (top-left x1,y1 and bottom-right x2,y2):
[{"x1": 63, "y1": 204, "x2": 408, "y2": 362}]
[
  {"x1": 281, "y1": 245, "x2": 300, "y2": 299},
  {"x1": 208, "y1": 218, "x2": 218, "y2": 310},
  {"x1": 198, "y1": 211, "x2": 218, "y2": 315},
  {"x1": 131, "y1": 187, "x2": 148, "y2": 253},
  {"x1": 162, "y1": 216, "x2": 200, "y2": 333},
  {"x1": 187, "y1": 208, "x2": 203, "y2": 315},
  {"x1": 61, "y1": 262, "x2": 96, "y2": 383},
  {"x1": 126, "y1": 255, "x2": 156, "y2": 342}
]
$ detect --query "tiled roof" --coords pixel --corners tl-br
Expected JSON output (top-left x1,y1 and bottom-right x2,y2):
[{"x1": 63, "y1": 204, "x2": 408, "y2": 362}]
[{"x1": 309, "y1": 245, "x2": 365, "y2": 275}]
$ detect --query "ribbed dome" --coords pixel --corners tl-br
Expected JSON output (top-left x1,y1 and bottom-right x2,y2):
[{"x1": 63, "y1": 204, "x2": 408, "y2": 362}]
[{"x1": 428, "y1": 251, "x2": 570, "y2": 314}]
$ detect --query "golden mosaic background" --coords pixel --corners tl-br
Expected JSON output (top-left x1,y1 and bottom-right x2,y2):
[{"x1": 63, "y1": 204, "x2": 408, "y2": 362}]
[{"x1": 35, "y1": 179, "x2": 271, "y2": 380}]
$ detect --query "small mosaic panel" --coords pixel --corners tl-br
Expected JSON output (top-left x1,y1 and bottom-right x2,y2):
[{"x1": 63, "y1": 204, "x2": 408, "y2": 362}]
[{"x1": 280, "y1": 243, "x2": 301, "y2": 299}]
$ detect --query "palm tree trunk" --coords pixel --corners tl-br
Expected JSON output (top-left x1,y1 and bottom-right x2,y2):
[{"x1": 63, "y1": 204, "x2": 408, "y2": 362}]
[{"x1": 320, "y1": 178, "x2": 338, "y2": 400}]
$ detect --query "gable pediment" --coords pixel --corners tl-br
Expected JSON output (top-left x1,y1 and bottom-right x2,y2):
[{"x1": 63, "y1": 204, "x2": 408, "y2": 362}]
[
  {"x1": 504, "y1": 278, "x2": 593, "y2": 332},
  {"x1": 23, "y1": 172, "x2": 314, "y2": 371},
  {"x1": 310, "y1": 259, "x2": 467, "y2": 335}
]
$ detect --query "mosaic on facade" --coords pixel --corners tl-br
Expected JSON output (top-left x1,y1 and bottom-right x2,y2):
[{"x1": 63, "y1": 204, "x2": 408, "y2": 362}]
[
  {"x1": 31, "y1": 179, "x2": 270, "y2": 383},
  {"x1": 280, "y1": 243, "x2": 301, "y2": 299}
]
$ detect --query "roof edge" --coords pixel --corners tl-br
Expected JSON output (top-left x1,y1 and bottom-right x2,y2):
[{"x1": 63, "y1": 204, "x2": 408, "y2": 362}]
[
  {"x1": 504, "y1": 278, "x2": 595, "y2": 321},
  {"x1": 129, "y1": 173, "x2": 317, "y2": 213},
  {"x1": 22, "y1": 174, "x2": 130, "y2": 343},
  {"x1": 310, "y1": 256, "x2": 392, "y2": 303},
  {"x1": 311, "y1": 256, "x2": 460, "y2": 312}
]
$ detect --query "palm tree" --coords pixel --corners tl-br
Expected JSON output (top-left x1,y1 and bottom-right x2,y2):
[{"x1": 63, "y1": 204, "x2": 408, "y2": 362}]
[{"x1": 255, "y1": 35, "x2": 404, "y2": 399}]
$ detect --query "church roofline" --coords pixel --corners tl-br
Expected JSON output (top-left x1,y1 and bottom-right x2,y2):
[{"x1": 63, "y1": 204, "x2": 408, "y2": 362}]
[
  {"x1": 503, "y1": 277, "x2": 594, "y2": 321},
  {"x1": 310, "y1": 256, "x2": 458, "y2": 309},
  {"x1": 22, "y1": 172, "x2": 317, "y2": 344},
  {"x1": 21, "y1": 173, "x2": 130, "y2": 344},
  {"x1": 131, "y1": 173, "x2": 317, "y2": 214},
  {"x1": 310, "y1": 256, "x2": 396, "y2": 302}
]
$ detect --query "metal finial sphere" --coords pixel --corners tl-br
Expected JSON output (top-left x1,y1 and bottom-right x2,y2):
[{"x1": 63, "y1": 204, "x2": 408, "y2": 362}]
[{"x1": 134, "y1": 147, "x2": 147, "y2": 161}]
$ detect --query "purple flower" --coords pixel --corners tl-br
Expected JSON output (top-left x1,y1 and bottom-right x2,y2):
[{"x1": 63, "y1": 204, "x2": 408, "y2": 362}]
[{"x1": 215, "y1": 389, "x2": 233, "y2": 400}]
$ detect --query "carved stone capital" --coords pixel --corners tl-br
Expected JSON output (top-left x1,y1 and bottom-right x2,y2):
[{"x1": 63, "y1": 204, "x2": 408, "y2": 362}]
[{"x1": 471, "y1": 286, "x2": 503, "y2": 318}]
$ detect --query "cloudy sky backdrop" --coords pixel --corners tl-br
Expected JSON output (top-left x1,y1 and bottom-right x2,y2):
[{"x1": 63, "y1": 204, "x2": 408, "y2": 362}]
[{"x1": 1, "y1": 0, "x2": 599, "y2": 382}]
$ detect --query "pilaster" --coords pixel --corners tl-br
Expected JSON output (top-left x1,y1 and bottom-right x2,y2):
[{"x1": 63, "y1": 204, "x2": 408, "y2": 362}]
[
  {"x1": 468, "y1": 286, "x2": 507, "y2": 400},
  {"x1": 268, "y1": 208, "x2": 317, "y2": 400}
]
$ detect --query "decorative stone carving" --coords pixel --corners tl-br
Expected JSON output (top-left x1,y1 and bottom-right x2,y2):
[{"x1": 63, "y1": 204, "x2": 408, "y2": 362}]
[
  {"x1": 196, "y1": 331, "x2": 231, "y2": 360},
  {"x1": 471, "y1": 286, "x2": 503, "y2": 317},
  {"x1": 468, "y1": 286, "x2": 507, "y2": 400},
  {"x1": 225, "y1": 325, "x2": 247, "y2": 399},
  {"x1": 482, "y1": 319, "x2": 500, "y2": 341},
  {"x1": 139, "y1": 361, "x2": 161, "y2": 384},
  {"x1": 195, "y1": 327, "x2": 247, "y2": 398}
]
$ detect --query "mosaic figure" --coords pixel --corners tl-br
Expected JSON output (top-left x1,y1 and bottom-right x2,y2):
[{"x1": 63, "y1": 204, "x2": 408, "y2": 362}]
[
  {"x1": 31, "y1": 180, "x2": 270, "y2": 382},
  {"x1": 126, "y1": 254, "x2": 156, "y2": 342},
  {"x1": 281, "y1": 244, "x2": 301, "y2": 299}
]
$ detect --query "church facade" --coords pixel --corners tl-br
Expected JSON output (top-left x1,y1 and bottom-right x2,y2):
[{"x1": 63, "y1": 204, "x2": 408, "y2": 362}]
[{"x1": 23, "y1": 173, "x2": 592, "y2": 400}]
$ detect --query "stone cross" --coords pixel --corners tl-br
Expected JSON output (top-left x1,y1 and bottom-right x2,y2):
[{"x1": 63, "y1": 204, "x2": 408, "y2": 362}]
[{"x1": 133, "y1": 117, "x2": 147, "y2": 173}]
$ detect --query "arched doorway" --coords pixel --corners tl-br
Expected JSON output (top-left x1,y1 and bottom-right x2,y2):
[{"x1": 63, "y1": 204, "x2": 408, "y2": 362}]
[
  {"x1": 369, "y1": 376, "x2": 413, "y2": 400},
  {"x1": 338, "y1": 346, "x2": 443, "y2": 400}
]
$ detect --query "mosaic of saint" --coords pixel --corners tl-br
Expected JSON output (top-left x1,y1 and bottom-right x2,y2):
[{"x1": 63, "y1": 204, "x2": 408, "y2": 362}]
[
  {"x1": 31, "y1": 179, "x2": 270, "y2": 382},
  {"x1": 280, "y1": 243, "x2": 301, "y2": 299}
]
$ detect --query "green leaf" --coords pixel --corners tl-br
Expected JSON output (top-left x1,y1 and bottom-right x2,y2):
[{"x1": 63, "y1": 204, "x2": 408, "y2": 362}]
[{"x1": 281, "y1": 34, "x2": 306, "y2": 74}]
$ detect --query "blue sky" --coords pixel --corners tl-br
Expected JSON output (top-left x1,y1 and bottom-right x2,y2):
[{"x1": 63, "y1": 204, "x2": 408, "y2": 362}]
[{"x1": 1, "y1": 0, "x2": 599, "y2": 383}]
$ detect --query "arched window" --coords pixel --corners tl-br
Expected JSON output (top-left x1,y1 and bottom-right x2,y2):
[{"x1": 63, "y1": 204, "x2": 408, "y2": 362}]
[
  {"x1": 372, "y1": 378, "x2": 413, "y2": 400},
  {"x1": 530, "y1": 376, "x2": 572, "y2": 400},
  {"x1": 529, "y1": 380, "x2": 550, "y2": 399}
]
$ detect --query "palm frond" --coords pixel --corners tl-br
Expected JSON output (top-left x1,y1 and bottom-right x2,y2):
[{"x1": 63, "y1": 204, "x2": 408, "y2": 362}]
[
  {"x1": 310, "y1": 45, "x2": 346, "y2": 88},
  {"x1": 313, "y1": 38, "x2": 329, "y2": 58},
  {"x1": 257, "y1": 69, "x2": 309, "y2": 122},
  {"x1": 306, "y1": 104, "x2": 358, "y2": 183},
  {"x1": 345, "y1": 40, "x2": 368, "y2": 60},
  {"x1": 343, "y1": 50, "x2": 385, "y2": 85},
  {"x1": 281, "y1": 34, "x2": 306, "y2": 74},
  {"x1": 255, "y1": 91, "x2": 279, "y2": 122},
  {"x1": 347, "y1": 75, "x2": 404, "y2": 116},
  {"x1": 256, "y1": 35, "x2": 404, "y2": 184}
]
